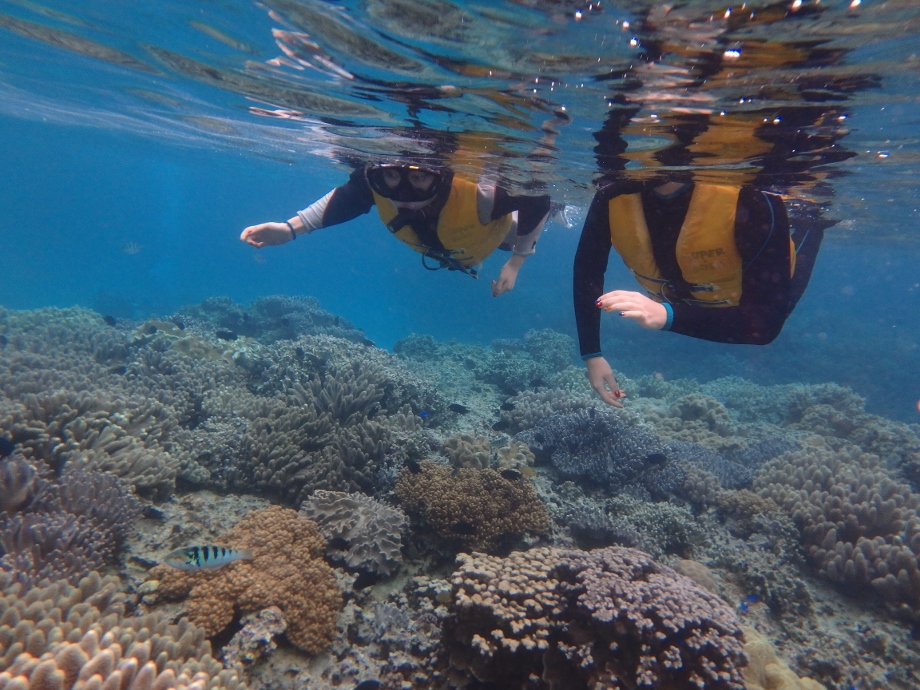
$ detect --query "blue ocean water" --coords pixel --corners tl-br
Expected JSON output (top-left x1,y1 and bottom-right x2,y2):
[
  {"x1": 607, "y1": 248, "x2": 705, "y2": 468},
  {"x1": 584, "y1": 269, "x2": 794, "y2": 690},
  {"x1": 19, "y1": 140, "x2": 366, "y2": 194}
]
[{"x1": 2, "y1": 2, "x2": 920, "y2": 689}]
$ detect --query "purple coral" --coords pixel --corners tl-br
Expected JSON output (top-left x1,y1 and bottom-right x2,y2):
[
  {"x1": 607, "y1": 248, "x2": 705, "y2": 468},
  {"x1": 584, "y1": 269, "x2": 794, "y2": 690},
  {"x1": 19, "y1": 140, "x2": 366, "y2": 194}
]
[{"x1": 445, "y1": 546, "x2": 746, "y2": 689}]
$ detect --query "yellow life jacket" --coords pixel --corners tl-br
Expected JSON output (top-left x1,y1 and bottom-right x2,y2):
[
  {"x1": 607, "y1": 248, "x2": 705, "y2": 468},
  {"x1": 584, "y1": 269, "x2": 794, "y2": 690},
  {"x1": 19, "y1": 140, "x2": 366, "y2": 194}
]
[
  {"x1": 372, "y1": 177, "x2": 512, "y2": 272},
  {"x1": 609, "y1": 184, "x2": 745, "y2": 307}
]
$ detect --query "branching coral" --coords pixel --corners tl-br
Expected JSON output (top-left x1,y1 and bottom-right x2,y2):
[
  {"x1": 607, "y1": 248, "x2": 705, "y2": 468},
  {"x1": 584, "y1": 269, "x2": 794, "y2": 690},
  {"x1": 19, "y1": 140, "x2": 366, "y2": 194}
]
[
  {"x1": 395, "y1": 460, "x2": 549, "y2": 552},
  {"x1": 444, "y1": 546, "x2": 747, "y2": 689},
  {"x1": 147, "y1": 506, "x2": 341, "y2": 654}
]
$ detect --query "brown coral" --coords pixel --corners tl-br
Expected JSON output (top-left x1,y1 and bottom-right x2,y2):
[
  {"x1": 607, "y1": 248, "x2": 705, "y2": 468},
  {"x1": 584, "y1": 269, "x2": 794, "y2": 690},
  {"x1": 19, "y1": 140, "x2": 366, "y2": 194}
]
[
  {"x1": 148, "y1": 506, "x2": 341, "y2": 654},
  {"x1": 445, "y1": 546, "x2": 747, "y2": 689},
  {"x1": 754, "y1": 446, "x2": 920, "y2": 617},
  {"x1": 0, "y1": 571, "x2": 242, "y2": 689},
  {"x1": 395, "y1": 460, "x2": 549, "y2": 552}
]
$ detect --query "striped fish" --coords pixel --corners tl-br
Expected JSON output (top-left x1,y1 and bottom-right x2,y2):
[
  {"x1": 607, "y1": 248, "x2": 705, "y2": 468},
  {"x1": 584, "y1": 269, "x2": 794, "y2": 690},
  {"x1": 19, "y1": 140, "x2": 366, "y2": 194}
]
[{"x1": 162, "y1": 545, "x2": 252, "y2": 571}]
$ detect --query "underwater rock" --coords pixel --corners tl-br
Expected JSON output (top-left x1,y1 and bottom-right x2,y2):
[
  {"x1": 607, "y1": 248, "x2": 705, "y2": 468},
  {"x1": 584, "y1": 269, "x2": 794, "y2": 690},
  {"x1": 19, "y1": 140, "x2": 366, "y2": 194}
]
[{"x1": 222, "y1": 606, "x2": 287, "y2": 667}]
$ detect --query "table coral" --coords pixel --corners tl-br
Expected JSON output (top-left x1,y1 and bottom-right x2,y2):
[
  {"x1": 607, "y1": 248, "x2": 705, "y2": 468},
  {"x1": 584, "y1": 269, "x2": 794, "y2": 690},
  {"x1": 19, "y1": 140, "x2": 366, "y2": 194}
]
[
  {"x1": 395, "y1": 460, "x2": 549, "y2": 552},
  {"x1": 148, "y1": 506, "x2": 341, "y2": 654},
  {"x1": 444, "y1": 546, "x2": 747, "y2": 689}
]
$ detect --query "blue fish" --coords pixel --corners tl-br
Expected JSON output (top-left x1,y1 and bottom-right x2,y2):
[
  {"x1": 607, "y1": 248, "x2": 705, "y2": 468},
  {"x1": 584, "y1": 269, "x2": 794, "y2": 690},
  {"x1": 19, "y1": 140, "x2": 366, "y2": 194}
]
[
  {"x1": 419, "y1": 411, "x2": 429, "y2": 418},
  {"x1": 163, "y1": 545, "x2": 252, "y2": 571}
]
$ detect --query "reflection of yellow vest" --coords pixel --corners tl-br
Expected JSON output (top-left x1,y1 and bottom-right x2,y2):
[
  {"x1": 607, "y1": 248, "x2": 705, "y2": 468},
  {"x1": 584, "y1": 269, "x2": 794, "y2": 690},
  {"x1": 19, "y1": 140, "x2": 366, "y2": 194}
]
[
  {"x1": 609, "y1": 184, "x2": 743, "y2": 307},
  {"x1": 372, "y1": 177, "x2": 512, "y2": 269}
]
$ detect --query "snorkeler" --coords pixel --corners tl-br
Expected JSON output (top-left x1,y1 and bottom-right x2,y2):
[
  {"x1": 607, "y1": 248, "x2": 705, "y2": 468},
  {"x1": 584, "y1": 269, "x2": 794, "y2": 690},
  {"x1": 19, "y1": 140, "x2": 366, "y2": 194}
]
[
  {"x1": 574, "y1": 178, "x2": 824, "y2": 406},
  {"x1": 240, "y1": 163, "x2": 554, "y2": 297}
]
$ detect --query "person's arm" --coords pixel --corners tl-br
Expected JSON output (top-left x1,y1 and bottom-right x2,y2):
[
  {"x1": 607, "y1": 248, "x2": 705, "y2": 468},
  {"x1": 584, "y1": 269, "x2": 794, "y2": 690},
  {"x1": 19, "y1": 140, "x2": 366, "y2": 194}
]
[
  {"x1": 668, "y1": 189, "x2": 792, "y2": 344},
  {"x1": 574, "y1": 190, "x2": 624, "y2": 406},
  {"x1": 240, "y1": 167, "x2": 375, "y2": 247},
  {"x1": 483, "y1": 187, "x2": 552, "y2": 295}
]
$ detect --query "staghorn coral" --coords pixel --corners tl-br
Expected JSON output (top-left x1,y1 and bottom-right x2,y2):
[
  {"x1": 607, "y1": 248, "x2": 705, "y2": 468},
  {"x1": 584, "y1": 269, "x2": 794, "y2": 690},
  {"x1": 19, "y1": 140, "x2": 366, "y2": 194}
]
[
  {"x1": 394, "y1": 460, "x2": 549, "y2": 553},
  {"x1": 444, "y1": 546, "x2": 747, "y2": 689},
  {"x1": 300, "y1": 490, "x2": 407, "y2": 576},
  {"x1": 0, "y1": 570, "x2": 243, "y2": 689},
  {"x1": 442, "y1": 433, "x2": 491, "y2": 470},
  {"x1": 242, "y1": 368, "x2": 420, "y2": 502},
  {"x1": 754, "y1": 446, "x2": 920, "y2": 617},
  {"x1": 147, "y1": 506, "x2": 341, "y2": 654}
]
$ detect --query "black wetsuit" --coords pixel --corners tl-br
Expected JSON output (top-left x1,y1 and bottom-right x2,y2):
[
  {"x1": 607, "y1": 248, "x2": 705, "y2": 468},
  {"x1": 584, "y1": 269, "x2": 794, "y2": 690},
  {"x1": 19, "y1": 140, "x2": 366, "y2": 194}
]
[
  {"x1": 573, "y1": 181, "x2": 823, "y2": 357},
  {"x1": 300, "y1": 167, "x2": 551, "y2": 256}
]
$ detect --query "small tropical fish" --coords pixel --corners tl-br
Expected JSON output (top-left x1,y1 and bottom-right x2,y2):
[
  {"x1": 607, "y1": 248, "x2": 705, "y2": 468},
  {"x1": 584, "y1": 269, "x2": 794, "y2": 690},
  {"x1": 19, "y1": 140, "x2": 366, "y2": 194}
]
[
  {"x1": 419, "y1": 410, "x2": 429, "y2": 419},
  {"x1": 406, "y1": 459, "x2": 422, "y2": 474},
  {"x1": 162, "y1": 546, "x2": 252, "y2": 571},
  {"x1": 500, "y1": 468, "x2": 523, "y2": 481},
  {"x1": 451, "y1": 521, "x2": 477, "y2": 535},
  {"x1": 121, "y1": 241, "x2": 142, "y2": 255},
  {"x1": 449, "y1": 403, "x2": 469, "y2": 414},
  {"x1": 353, "y1": 681, "x2": 381, "y2": 690},
  {"x1": 102, "y1": 315, "x2": 117, "y2": 326},
  {"x1": 645, "y1": 452, "x2": 668, "y2": 466},
  {"x1": 500, "y1": 401, "x2": 516, "y2": 411}
]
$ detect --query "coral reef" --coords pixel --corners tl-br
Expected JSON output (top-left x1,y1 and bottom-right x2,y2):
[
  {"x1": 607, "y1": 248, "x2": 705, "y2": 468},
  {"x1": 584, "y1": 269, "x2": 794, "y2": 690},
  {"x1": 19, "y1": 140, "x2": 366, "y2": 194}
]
[
  {"x1": 395, "y1": 460, "x2": 549, "y2": 553},
  {"x1": 496, "y1": 389, "x2": 596, "y2": 435},
  {"x1": 174, "y1": 295, "x2": 372, "y2": 346},
  {"x1": 0, "y1": 467, "x2": 140, "y2": 587},
  {"x1": 147, "y1": 506, "x2": 341, "y2": 654},
  {"x1": 754, "y1": 446, "x2": 920, "y2": 618},
  {"x1": 221, "y1": 607, "x2": 287, "y2": 668},
  {"x1": 442, "y1": 433, "x2": 491, "y2": 470},
  {"x1": 0, "y1": 571, "x2": 243, "y2": 689},
  {"x1": 300, "y1": 490, "x2": 407, "y2": 576},
  {"x1": 517, "y1": 408, "x2": 683, "y2": 496},
  {"x1": 444, "y1": 546, "x2": 747, "y2": 689}
]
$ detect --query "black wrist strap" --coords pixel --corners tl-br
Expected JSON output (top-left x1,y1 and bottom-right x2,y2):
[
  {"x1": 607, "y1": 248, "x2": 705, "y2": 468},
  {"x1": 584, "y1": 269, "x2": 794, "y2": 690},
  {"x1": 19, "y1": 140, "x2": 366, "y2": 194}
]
[{"x1": 284, "y1": 220, "x2": 297, "y2": 240}]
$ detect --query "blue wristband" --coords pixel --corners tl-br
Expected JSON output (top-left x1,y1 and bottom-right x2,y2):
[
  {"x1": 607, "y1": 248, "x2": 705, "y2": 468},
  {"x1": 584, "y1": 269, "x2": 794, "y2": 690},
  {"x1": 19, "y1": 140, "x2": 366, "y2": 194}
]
[
  {"x1": 662, "y1": 303, "x2": 674, "y2": 331},
  {"x1": 285, "y1": 220, "x2": 297, "y2": 240}
]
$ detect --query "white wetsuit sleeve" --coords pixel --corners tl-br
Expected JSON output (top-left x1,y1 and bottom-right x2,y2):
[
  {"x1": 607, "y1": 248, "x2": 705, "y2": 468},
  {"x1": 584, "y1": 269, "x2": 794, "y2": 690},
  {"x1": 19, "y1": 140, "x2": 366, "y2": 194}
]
[
  {"x1": 296, "y1": 190, "x2": 336, "y2": 234},
  {"x1": 512, "y1": 210, "x2": 548, "y2": 256}
]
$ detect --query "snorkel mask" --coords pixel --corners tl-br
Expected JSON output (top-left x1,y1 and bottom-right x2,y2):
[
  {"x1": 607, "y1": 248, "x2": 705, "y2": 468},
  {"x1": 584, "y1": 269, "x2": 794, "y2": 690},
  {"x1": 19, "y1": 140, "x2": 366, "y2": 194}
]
[{"x1": 366, "y1": 163, "x2": 445, "y2": 203}]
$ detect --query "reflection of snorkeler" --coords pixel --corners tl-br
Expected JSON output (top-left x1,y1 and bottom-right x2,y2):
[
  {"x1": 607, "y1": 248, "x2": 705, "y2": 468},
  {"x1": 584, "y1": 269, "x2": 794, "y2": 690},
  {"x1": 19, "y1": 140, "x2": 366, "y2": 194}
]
[{"x1": 240, "y1": 162, "x2": 553, "y2": 296}]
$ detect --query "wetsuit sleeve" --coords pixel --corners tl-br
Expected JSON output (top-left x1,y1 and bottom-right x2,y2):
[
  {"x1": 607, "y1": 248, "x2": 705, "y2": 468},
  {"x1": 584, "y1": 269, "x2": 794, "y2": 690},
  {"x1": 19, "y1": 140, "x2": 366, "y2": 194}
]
[
  {"x1": 486, "y1": 187, "x2": 552, "y2": 255},
  {"x1": 296, "y1": 167, "x2": 375, "y2": 232},
  {"x1": 573, "y1": 191, "x2": 614, "y2": 357},
  {"x1": 668, "y1": 189, "x2": 792, "y2": 344}
]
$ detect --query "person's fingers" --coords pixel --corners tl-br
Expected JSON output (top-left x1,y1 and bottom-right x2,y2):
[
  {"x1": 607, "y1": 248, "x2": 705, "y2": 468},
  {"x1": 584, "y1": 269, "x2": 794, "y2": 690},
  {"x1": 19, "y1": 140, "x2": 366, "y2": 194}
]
[{"x1": 619, "y1": 310, "x2": 643, "y2": 320}]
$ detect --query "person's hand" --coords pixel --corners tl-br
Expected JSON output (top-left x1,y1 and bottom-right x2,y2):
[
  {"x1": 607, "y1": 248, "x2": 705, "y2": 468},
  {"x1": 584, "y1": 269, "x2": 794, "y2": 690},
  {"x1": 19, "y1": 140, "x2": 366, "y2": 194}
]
[
  {"x1": 240, "y1": 222, "x2": 294, "y2": 248},
  {"x1": 596, "y1": 290, "x2": 668, "y2": 330},
  {"x1": 585, "y1": 356, "x2": 625, "y2": 407},
  {"x1": 491, "y1": 254, "x2": 525, "y2": 297}
]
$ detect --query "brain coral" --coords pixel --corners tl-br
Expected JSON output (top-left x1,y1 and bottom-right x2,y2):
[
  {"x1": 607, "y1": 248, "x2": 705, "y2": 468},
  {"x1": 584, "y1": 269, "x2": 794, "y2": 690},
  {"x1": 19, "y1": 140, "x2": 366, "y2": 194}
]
[
  {"x1": 394, "y1": 460, "x2": 549, "y2": 552},
  {"x1": 148, "y1": 505, "x2": 341, "y2": 654},
  {"x1": 299, "y1": 490, "x2": 407, "y2": 576},
  {"x1": 754, "y1": 446, "x2": 920, "y2": 617},
  {"x1": 0, "y1": 571, "x2": 243, "y2": 689},
  {"x1": 444, "y1": 546, "x2": 746, "y2": 689}
]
